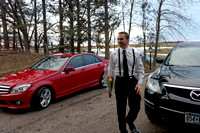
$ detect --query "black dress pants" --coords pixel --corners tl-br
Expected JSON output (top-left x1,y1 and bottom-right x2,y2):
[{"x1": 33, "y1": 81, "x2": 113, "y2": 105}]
[{"x1": 115, "y1": 76, "x2": 141, "y2": 133}]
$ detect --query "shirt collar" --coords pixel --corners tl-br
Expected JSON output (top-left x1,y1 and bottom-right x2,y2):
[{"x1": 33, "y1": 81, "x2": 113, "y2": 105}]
[{"x1": 120, "y1": 46, "x2": 130, "y2": 52}]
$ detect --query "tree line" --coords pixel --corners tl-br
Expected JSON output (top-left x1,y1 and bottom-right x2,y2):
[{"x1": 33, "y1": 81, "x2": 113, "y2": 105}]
[
  {"x1": 0, "y1": 0, "x2": 199, "y2": 65},
  {"x1": 0, "y1": 0, "x2": 121, "y2": 59}
]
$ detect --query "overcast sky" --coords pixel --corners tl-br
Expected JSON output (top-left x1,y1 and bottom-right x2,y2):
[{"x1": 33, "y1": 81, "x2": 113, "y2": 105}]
[
  {"x1": 114, "y1": 1, "x2": 200, "y2": 43},
  {"x1": 186, "y1": 2, "x2": 200, "y2": 41}
]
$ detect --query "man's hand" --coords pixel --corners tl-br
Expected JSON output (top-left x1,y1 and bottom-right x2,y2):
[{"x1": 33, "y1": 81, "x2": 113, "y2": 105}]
[{"x1": 135, "y1": 84, "x2": 142, "y2": 95}]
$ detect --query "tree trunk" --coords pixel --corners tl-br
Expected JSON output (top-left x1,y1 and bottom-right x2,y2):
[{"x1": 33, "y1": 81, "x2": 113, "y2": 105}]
[
  {"x1": 34, "y1": 0, "x2": 38, "y2": 53},
  {"x1": 15, "y1": 0, "x2": 30, "y2": 52},
  {"x1": 128, "y1": 0, "x2": 134, "y2": 36},
  {"x1": 17, "y1": 29, "x2": 24, "y2": 51},
  {"x1": 153, "y1": 0, "x2": 163, "y2": 66},
  {"x1": 0, "y1": 0, "x2": 9, "y2": 49},
  {"x1": 20, "y1": 28, "x2": 30, "y2": 52},
  {"x1": 122, "y1": 6, "x2": 125, "y2": 31},
  {"x1": 42, "y1": 0, "x2": 48, "y2": 55},
  {"x1": 59, "y1": 0, "x2": 64, "y2": 53},
  {"x1": 142, "y1": 1, "x2": 147, "y2": 60},
  {"x1": 77, "y1": 0, "x2": 81, "y2": 52},
  {"x1": 104, "y1": 0, "x2": 109, "y2": 59},
  {"x1": 0, "y1": 33, "x2": 2, "y2": 49},
  {"x1": 68, "y1": 0, "x2": 74, "y2": 53},
  {"x1": 13, "y1": 27, "x2": 16, "y2": 51},
  {"x1": 87, "y1": 0, "x2": 91, "y2": 53}
]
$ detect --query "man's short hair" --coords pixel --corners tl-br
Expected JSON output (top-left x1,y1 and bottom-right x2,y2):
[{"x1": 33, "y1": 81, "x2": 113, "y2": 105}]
[{"x1": 118, "y1": 32, "x2": 129, "y2": 39}]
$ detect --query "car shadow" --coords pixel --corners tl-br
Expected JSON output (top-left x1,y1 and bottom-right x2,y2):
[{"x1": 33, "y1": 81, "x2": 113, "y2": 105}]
[{"x1": 1, "y1": 108, "x2": 30, "y2": 114}]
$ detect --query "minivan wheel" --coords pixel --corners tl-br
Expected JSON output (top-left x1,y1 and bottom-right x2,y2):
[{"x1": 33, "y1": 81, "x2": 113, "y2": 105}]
[{"x1": 31, "y1": 86, "x2": 52, "y2": 110}]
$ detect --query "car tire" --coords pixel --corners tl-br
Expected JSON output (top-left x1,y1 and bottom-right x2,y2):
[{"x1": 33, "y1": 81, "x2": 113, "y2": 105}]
[
  {"x1": 99, "y1": 72, "x2": 107, "y2": 88},
  {"x1": 31, "y1": 86, "x2": 52, "y2": 110}
]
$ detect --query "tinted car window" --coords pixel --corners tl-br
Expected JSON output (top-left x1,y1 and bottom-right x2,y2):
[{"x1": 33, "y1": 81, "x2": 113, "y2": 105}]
[
  {"x1": 84, "y1": 55, "x2": 96, "y2": 65},
  {"x1": 30, "y1": 56, "x2": 69, "y2": 71},
  {"x1": 67, "y1": 56, "x2": 83, "y2": 68},
  {"x1": 165, "y1": 46, "x2": 200, "y2": 66},
  {"x1": 94, "y1": 56, "x2": 102, "y2": 63}
]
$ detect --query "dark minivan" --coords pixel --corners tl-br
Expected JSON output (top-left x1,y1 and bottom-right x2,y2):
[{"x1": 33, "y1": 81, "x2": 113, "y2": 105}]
[{"x1": 145, "y1": 41, "x2": 200, "y2": 126}]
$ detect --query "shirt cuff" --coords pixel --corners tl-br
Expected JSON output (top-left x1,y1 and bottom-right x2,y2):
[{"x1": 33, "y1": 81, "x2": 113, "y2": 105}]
[{"x1": 137, "y1": 79, "x2": 143, "y2": 85}]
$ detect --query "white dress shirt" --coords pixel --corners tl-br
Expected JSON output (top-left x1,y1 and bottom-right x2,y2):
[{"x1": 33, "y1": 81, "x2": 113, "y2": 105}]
[{"x1": 108, "y1": 46, "x2": 145, "y2": 84}]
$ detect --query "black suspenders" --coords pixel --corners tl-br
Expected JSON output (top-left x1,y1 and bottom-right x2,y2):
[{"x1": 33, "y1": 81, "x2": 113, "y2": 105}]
[
  {"x1": 118, "y1": 48, "x2": 122, "y2": 76},
  {"x1": 118, "y1": 48, "x2": 135, "y2": 77},
  {"x1": 132, "y1": 48, "x2": 135, "y2": 75}
]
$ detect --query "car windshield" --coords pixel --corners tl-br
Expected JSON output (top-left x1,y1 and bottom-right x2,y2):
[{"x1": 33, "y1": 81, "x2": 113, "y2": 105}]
[
  {"x1": 165, "y1": 46, "x2": 200, "y2": 66},
  {"x1": 30, "y1": 56, "x2": 69, "y2": 71}
]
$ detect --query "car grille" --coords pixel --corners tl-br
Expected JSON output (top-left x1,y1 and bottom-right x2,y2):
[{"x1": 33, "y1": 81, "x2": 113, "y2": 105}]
[
  {"x1": 0, "y1": 85, "x2": 10, "y2": 94},
  {"x1": 0, "y1": 100, "x2": 8, "y2": 105},
  {"x1": 163, "y1": 84, "x2": 200, "y2": 100},
  {"x1": 162, "y1": 84, "x2": 200, "y2": 113}
]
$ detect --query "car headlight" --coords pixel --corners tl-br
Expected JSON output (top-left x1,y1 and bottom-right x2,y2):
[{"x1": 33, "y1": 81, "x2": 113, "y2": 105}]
[
  {"x1": 146, "y1": 75, "x2": 161, "y2": 93},
  {"x1": 11, "y1": 84, "x2": 31, "y2": 94}
]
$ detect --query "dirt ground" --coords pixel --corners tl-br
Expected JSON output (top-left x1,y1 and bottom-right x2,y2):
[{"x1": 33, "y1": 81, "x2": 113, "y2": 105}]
[{"x1": 0, "y1": 76, "x2": 199, "y2": 133}]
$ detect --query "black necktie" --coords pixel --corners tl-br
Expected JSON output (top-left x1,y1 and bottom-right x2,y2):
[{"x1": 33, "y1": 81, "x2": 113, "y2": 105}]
[{"x1": 123, "y1": 50, "x2": 129, "y2": 77}]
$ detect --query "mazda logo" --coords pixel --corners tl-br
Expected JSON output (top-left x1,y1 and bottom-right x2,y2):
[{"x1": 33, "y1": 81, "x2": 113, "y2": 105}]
[{"x1": 190, "y1": 90, "x2": 200, "y2": 101}]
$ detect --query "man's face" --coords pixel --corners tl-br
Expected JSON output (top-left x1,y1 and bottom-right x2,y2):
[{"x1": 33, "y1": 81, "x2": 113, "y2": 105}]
[{"x1": 117, "y1": 34, "x2": 129, "y2": 48}]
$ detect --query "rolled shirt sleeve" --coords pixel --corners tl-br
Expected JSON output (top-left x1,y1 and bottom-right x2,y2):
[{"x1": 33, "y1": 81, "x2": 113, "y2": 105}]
[{"x1": 135, "y1": 51, "x2": 145, "y2": 84}]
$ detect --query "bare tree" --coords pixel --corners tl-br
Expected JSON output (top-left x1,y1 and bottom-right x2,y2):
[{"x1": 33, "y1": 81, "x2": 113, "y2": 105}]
[
  {"x1": 153, "y1": 0, "x2": 163, "y2": 66},
  {"x1": 59, "y1": 0, "x2": 64, "y2": 53},
  {"x1": 104, "y1": 0, "x2": 109, "y2": 59},
  {"x1": 66, "y1": 0, "x2": 75, "y2": 53},
  {"x1": 0, "y1": 18, "x2": 1, "y2": 49},
  {"x1": 128, "y1": 0, "x2": 134, "y2": 35},
  {"x1": 34, "y1": 0, "x2": 38, "y2": 53},
  {"x1": 87, "y1": 0, "x2": 91, "y2": 53},
  {"x1": 122, "y1": 5, "x2": 126, "y2": 31},
  {"x1": 77, "y1": 0, "x2": 81, "y2": 52},
  {"x1": 42, "y1": 0, "x2": 48, "y2": 55},
  {"x1": 141, "y1": 0, "x2": 148, "y2": 60},
  {"x1": 3, "y1": 0, "x2": 34, "y2": 52},
  {"x1": 0, "y1": 0, "x2": 9, "y2": 49},
  {"x1": 148, "y1": 0, "x2": 195, "y2": 66},
  {"x1": 12, "y1": 21, "x2": 16, "y2": 51}
]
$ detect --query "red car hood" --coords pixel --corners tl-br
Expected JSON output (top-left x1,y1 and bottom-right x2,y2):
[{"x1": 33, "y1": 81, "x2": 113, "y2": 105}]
[{"x1": 0, "y1": 69, "x2": 58, "y2": 86}]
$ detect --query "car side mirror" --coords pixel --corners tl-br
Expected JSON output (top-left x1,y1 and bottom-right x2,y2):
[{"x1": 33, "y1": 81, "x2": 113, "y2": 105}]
[
  {"x1": 156, "y1": 57, "x2": 164, "y2": 64},
  {"x1": 65, "y1": 67, "x2": 75, "y2": 72}
]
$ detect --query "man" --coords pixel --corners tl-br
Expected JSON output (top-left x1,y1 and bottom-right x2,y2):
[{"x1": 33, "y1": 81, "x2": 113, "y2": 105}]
[{"x1": 108, "y1": 32, "x2": 144, "y2": 133}]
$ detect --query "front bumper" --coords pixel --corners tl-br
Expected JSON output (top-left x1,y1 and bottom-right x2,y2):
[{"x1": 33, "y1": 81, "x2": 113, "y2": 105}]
[
  {"x1": 144, "y1": 87, "x2": 200, "y2": 125},
  {"x1": 0, "y1": 91, "x2": 32, "y2": 109},
  {"x1": 145, "y1": 97, "x2": 185, "y2": 123}
]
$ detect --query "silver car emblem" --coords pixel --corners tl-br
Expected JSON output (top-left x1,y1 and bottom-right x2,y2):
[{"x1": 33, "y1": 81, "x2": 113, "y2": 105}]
[{"x1": 190, "y1": 90, "x2": 200, "y2": 101}]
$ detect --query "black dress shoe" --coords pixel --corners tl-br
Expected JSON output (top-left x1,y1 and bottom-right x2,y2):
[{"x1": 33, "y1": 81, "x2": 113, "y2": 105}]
[
  {"x1": 127, "y1": 123, "x2": 136, "y2": 131},
  {"x1": 130, "y1": 129, "x2": 141, "y2": 133}
]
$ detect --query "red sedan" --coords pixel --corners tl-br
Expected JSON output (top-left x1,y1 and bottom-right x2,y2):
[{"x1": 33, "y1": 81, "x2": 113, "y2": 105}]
[{"x1": 0, "y1": 53, "x2": 109, "y2": 110}]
